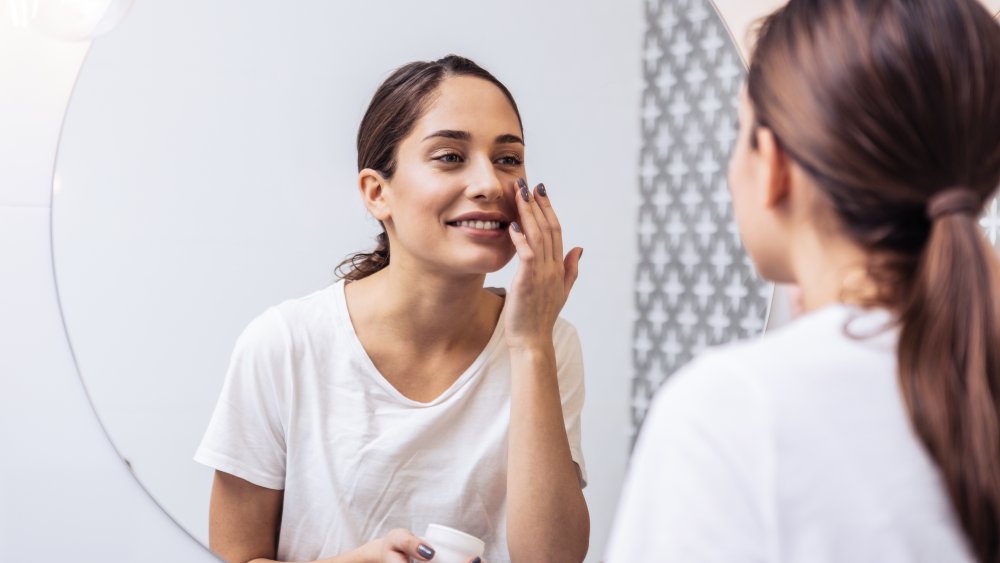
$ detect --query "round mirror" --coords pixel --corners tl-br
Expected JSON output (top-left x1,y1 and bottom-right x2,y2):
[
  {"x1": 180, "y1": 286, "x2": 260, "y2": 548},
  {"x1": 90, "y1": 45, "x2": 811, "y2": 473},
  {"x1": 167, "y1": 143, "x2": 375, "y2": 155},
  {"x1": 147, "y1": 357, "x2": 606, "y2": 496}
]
[{"x1": 52, "y1": 0, "x2": 774, "y2": 557}]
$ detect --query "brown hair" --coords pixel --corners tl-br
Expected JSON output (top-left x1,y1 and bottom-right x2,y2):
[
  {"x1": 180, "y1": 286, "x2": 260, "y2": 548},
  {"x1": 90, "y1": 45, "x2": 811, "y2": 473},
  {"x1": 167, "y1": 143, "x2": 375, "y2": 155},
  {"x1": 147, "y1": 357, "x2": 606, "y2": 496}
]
[
  {"x1": 748, "y1": 0, "x2": 1000, "y2": 560},
  {"x1": 336, "y1": 55, "x2": 523, "y2": 281}
]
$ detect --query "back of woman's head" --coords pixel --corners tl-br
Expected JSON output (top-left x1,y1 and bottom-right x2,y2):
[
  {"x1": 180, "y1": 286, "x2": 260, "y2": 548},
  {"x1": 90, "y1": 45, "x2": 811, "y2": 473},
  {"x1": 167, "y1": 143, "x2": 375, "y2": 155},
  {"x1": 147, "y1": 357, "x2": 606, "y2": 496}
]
[
  {"x1": 748, "y1": 1, "x2": 1000, "y2": 560},
  {"x1": 337, "y1": 55, "x2": 522, "y2": 281}
]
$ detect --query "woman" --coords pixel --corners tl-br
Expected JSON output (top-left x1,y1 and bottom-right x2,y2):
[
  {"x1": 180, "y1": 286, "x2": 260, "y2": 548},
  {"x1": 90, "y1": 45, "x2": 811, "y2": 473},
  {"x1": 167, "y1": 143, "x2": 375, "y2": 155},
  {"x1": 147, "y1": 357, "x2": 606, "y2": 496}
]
[
  {"x1": 607, "y1": 1, "x2": 1000, "y2": 562},
  {"x1": 195, "y1": 55, "x2": 589, "y2": 563}
]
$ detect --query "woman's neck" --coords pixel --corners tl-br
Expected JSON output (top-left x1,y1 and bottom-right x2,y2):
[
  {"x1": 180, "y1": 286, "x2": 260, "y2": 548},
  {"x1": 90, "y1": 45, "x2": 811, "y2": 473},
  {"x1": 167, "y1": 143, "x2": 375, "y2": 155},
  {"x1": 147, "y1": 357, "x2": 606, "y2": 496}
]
[
  {"x1": 790, "y1": 226, "x2": 879, "y2": 313},
  {"x1": 345, "y1": 261, "x2": 503, "y2": 350}
]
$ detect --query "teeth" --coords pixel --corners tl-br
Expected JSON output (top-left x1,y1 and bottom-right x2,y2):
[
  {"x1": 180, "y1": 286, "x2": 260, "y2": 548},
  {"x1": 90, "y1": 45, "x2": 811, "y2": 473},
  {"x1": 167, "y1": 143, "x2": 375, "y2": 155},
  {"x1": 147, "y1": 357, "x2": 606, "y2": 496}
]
[{"x1": 454, "y1": 220, "x2": 501, "y2": 230}]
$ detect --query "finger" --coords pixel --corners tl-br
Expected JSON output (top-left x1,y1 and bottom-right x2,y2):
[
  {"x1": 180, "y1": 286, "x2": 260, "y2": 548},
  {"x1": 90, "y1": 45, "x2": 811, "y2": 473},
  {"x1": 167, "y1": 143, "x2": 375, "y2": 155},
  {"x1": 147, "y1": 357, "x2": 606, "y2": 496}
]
[
  {"x1": 533, "y1": 182, "x2": 563, "y2": 262},
  {"x1": 515, "y1": 177, "x2": 550, "y2": 262},
  {"x1": 563, "y1": 247, "x2": 583, "y2": 298},
  {"x1": 526, "y1": 183, "x2": 554, "y2": 262},
  {"x1": 385, "y1": 528, "x2": 436, "y2": 562},
  {"x1": 508, "y1": 220, "x2": 536, "y2": 268}
]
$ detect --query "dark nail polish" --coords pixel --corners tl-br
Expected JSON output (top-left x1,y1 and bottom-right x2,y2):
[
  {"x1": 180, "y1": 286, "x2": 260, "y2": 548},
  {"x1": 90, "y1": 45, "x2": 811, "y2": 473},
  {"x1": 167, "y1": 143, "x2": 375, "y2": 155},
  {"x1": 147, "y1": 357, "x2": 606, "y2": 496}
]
[
  {"x1": 473, "y1": 558, "x2": 481, "y2": 563},
  {"x1": 517, "y1": 177, "x2": 528, "y2": 190},
  {"x1": 417, "y1": 544, "x2": 435, "y2": 559},
  {"x1": 511, "y1": 221, "x2": 522, "y2": 233},
  {"x1": 520, "y1": 186, "x2": 530, "y2": 202},
  {"x1": 580, "y1": 248, "x2": 584, "y2": 259},
  {"x1": 537, "y1": 183, "x2": 547, "y2": 198}
]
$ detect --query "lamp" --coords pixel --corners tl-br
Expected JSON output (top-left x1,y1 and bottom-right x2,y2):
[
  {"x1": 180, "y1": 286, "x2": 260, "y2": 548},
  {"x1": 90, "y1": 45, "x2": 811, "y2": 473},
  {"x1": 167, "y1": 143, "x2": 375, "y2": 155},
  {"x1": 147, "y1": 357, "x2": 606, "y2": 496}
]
[{"x1": 8, "y1": 0, "x2": 134, "y2": 42}]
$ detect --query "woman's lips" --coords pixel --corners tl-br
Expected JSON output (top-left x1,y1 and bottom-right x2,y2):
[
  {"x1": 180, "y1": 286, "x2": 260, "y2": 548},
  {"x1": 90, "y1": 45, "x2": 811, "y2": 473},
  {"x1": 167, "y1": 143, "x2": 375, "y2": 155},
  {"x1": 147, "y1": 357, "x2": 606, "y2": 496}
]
[
  {"x1": 446, "y1": 220, "x2": 508, "y2": 239},
  {"x1": 451, "y1": 219, "x2": 504, "y2": 230}
]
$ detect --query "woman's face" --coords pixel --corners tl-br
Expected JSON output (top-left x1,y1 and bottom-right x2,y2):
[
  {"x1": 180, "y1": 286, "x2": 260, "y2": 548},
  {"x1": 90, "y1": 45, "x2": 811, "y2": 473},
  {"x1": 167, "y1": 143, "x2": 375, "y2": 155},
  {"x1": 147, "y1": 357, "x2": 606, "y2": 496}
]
[{"x1": 376, "y1": 75, "x2": 524, "y2": 276}]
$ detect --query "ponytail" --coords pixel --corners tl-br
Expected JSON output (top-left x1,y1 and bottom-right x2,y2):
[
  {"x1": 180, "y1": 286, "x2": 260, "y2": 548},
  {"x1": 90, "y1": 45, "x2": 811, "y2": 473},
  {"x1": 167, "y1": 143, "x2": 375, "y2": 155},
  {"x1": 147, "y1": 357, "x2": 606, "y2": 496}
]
[
  {"x1": 335, "y1": 230, "x2": 390, "y2": 281},
  {"x1": 746, "y1": 0, "x2": 1000, "y2": 557},
  {"x1": 897, "y1": 189, "x2": 1000, "y2": 563}
]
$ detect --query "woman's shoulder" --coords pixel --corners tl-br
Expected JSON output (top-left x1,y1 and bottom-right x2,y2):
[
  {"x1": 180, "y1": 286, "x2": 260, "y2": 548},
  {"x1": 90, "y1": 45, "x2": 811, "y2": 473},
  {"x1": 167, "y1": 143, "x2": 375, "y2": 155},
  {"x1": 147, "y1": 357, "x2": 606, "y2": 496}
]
[
  {"x1": 271, "y1": 282, "x2": 341, "y2": 323},
  {"x1": 235, "y1": 283, "x2": 342, "y2": 353},
  {"x1": 698, "y1": 305, "x2": 893, "y2": 379},
  {"x1": 656, "y1": 304, "x2": 898, "y2": 422},
  {"x1": 654, "y1": 349, "x2": 767, "y2": 419}
]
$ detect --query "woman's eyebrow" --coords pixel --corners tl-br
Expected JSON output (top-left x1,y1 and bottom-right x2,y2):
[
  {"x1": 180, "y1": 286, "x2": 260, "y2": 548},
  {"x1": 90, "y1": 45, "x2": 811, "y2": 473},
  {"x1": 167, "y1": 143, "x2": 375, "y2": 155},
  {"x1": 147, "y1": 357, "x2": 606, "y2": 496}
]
[
  {"x1": 495, "y1": 133, "x2": 524, "y2": 145},
  {"x1": 421, "y1": 130, "x2": 524, "y2": 146},
  {"x1": 422, "y1": 129, "x2": 471, "y2": 142}
]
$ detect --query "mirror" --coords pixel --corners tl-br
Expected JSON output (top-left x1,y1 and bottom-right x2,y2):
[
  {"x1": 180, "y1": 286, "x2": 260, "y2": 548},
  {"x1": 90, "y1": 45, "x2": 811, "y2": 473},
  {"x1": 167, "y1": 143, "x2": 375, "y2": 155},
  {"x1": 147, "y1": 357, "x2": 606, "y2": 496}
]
[{"x1": 52, "y1": 0, "x2": 774, "y2": 559}]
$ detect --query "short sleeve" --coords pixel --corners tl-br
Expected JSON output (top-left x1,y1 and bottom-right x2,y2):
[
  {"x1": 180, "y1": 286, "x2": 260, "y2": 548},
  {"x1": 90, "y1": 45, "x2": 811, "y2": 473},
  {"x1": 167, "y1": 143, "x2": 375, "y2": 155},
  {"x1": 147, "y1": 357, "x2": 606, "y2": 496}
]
[
  {"x1": 194, "y1": 308, "x2": 291, "y2": 490},
  {"x1": 605, "y1": 351, "x2": 774, "y2": 562},
  {"x1": 554, "y1": 319, "x2": 587, "y2": 488}
]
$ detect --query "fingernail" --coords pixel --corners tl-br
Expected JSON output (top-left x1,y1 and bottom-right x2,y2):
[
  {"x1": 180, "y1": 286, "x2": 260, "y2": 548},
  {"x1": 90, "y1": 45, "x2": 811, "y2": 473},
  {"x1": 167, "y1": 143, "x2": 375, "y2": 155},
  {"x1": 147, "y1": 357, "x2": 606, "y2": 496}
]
[
  {"x1": 511, "y1": 221, "x2": 522, "y2": 233},
  {"x1": 517, "y1": 177, "x2": 528, "y2": 190},
  {"x1": 520, "y1": 186, "x2": 530, "y2": 202},
  {"x1": 580, "y1": 248, "x2": 584, "y2": 259},
  {"x1": 537, "y1": 183, "x2": 547, "y2": 198},
  {"x1": 473, "y1": 558, "x2": 481, "y2": 563},
  {"x1": 417, "y1": 544, "x2": 435, "y2": 559}
]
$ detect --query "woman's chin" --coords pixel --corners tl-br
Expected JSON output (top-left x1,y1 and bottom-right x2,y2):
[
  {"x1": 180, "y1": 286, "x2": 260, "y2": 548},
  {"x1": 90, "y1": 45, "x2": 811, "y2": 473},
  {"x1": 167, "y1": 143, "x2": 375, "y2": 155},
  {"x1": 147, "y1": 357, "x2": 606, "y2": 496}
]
[
  {"x1": 451, "y1": 251, "x2": 515, "y2": 276},
  {"x1": 486, "y1": 250, "x2": 517, "y2": 272}
]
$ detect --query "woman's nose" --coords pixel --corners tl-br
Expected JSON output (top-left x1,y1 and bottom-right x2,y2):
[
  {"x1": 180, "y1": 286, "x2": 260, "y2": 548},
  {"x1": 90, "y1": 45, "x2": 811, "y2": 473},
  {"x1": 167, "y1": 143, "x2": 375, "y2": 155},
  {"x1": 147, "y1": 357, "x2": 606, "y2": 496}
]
[{"x1": 465, "y1": 156, "x2": 505, "y2": 201}]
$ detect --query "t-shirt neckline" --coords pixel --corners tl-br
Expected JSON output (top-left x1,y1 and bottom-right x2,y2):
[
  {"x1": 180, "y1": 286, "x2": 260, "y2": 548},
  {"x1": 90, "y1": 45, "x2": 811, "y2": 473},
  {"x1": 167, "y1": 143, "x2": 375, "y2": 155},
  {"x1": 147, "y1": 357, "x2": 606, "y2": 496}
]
[{"x1": 332, "y1": 278, "x2": 507, "y2": 407}]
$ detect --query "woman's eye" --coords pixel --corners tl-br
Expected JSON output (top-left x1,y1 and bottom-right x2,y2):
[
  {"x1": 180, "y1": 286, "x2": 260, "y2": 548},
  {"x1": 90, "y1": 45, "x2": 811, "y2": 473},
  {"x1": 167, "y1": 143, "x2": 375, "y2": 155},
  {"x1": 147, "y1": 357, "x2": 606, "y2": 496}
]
[
  {"x1": 497, "y1": 155, "x2": 523, "y2": 166},
  {"x1": 435, "y1": 153, "x2": 463, "y2": 163}
]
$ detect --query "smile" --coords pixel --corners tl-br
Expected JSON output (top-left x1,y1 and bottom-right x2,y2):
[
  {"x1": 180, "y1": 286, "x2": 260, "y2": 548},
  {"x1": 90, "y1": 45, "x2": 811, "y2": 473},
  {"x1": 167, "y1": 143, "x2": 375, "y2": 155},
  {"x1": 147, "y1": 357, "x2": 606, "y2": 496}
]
[{"x1": 448, "y1": 220, "x2": 505, "y2": 231}]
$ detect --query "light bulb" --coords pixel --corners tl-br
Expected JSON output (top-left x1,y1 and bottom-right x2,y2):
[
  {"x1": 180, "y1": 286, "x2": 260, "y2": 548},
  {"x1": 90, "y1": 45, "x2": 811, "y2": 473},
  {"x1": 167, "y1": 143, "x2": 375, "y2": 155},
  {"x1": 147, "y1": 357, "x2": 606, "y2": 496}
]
[{"x1": 8, "y1": 0, "x2": 134, "y2": 42}]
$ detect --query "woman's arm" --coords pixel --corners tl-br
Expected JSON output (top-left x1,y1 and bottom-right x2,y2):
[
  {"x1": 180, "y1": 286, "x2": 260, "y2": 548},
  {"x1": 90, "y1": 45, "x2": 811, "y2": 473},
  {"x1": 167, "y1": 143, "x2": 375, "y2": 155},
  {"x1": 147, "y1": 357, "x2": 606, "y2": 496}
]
[
  {"x1": 210, "y1": 471, "x2": 434, "y2": 563},
  {"x1": 507, "y1": 346, "x2": 590, "y2": 563},
  {"x1": 209, "y1": 470, "x2": 287, "y2": 562},
  {"x1": 504, "y1": 180, "x2": 589, "y2": 563}
]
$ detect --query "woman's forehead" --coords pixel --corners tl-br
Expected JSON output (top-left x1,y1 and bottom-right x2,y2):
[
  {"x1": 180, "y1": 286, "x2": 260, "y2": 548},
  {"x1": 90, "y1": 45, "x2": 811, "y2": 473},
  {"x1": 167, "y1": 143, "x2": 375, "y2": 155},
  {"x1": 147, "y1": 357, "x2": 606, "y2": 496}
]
[{"x1": 412, "y1": 76, "x2": 521, "y2": 139}]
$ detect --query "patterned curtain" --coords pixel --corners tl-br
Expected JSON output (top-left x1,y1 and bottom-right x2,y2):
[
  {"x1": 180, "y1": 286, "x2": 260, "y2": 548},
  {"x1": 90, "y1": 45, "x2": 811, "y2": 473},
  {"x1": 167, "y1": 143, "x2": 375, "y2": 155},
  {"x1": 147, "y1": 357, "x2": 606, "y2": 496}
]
[{"x1": 632, "y1": 0, "x2": 771, "y2": 443}]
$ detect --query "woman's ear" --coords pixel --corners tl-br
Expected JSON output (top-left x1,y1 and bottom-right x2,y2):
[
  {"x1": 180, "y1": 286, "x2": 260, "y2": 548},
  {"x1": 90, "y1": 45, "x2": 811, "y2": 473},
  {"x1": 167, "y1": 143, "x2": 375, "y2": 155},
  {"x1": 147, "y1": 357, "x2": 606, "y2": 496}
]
[
  {"x1": 358, "y1": 168, "x2": 391, "y2": 221},
  {"x1": 754, "y1": 126, "x2": 792, "y2": 209}
]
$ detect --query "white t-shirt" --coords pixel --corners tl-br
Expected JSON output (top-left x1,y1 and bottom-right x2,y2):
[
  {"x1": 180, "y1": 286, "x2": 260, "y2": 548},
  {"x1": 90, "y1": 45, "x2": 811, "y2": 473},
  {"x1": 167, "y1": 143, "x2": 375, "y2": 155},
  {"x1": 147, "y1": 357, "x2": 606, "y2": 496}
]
[
  {"x1": 195, "y1": 280, "x2": 586, "y2": 563},
  {"x1": 606, "y1": 305, "x2": 972, "y2": 563}
]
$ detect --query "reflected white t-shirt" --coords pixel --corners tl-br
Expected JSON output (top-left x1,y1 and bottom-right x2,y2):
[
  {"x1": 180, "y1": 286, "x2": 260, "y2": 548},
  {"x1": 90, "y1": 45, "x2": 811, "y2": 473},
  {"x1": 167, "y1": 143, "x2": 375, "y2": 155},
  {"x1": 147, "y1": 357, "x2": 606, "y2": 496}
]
[
  {"x1": 194, "y1": 280, "x2": 586, "y2": 563},
  {"x1": 606, "y1": 305, "x2": 972, "y2": 563}
]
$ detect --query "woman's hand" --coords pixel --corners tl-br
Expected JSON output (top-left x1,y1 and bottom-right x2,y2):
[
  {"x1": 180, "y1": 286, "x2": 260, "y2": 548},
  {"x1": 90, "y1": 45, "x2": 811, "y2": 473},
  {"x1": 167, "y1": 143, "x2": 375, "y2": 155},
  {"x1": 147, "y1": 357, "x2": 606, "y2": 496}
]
[
  {"x1": 354, "y1": 528, "x2": 484, "y2": 563},
  {"x1": 504, "y1": 178, "x2": 583, "y2": 351},
  {"x1": 359, "y1": 528, "x2": 437, "y2": 563}
]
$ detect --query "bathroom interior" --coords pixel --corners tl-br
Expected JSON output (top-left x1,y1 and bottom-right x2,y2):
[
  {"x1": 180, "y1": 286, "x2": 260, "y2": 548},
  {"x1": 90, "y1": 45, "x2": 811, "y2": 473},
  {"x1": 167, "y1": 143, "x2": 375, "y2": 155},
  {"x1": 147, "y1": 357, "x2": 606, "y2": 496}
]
[{"x1": 3, "y1": 0, "x2": 1000, "y2": 561}]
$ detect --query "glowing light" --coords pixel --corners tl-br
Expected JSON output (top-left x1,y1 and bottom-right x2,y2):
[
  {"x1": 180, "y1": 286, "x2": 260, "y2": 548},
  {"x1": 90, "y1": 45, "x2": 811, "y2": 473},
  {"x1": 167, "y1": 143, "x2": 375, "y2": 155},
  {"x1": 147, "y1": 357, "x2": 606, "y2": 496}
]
[{"x1": 8, "y1": 0, "x2": 134, "y2": 42}]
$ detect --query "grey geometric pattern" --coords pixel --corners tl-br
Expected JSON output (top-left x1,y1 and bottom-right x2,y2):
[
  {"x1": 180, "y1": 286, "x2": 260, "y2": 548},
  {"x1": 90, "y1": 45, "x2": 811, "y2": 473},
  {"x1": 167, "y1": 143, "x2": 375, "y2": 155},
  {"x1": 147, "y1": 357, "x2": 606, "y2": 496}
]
[{"x1": 632, "y1": 0, "x2": 772, "y2": 442}]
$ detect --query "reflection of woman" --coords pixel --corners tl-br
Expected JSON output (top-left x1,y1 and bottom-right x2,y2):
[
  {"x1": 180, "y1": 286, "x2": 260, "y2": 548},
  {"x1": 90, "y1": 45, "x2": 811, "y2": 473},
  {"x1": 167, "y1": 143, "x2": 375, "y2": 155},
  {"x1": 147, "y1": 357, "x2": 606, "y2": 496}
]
[
  {"x1": 195, "y1": 56, "x2": 589, "y2": 563},
  {"x1": 608, "y1": 1, "x2": 1000, "y2": 562}
]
